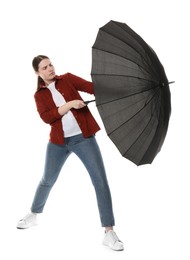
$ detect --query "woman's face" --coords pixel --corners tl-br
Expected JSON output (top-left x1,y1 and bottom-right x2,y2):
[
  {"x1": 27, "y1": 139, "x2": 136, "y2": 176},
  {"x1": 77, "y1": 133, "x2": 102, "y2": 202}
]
[{"x1": 37, "y1": 58, "x2": 56, "y2": 85}]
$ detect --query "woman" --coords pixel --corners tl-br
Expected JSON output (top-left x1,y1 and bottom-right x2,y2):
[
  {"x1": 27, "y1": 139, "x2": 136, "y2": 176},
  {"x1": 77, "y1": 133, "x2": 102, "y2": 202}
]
[{"x1": 17, "y1": 55, "x2": 124, "y2": 251}]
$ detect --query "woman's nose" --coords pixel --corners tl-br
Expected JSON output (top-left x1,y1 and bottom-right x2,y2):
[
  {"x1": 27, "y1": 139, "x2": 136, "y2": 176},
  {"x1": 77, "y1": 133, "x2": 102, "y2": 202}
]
[{"x1": 48, "y1": 66, "x2": 54, "y2": 71}]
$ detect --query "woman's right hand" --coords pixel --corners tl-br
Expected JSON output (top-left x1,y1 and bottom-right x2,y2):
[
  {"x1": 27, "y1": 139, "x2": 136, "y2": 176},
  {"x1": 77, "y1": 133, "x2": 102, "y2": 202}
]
[
  {"x1": 70, "y1": 100, "x2": 86, "y2": 109},
  {"x1": 58, "y1": 100, "x2": 86, "y2": 116}
]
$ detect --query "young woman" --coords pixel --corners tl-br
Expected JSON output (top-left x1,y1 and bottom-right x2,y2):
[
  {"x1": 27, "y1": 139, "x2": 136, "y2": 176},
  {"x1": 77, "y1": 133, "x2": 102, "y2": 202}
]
[{"x1": 17, "y1": 55, "x2": 124, "y2": 251}]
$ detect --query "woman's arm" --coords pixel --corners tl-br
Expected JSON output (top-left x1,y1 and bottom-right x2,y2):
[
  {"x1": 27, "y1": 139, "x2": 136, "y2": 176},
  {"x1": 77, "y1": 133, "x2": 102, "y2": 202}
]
[
  {"x1": 58, "y1": 100, "x2": 86, "y2": 116},
  {"x1": 35, "y1": 95, "x2": 86, "y2": 123},
  {"x1": 67, "y1": 73, "x2": 94, "y2": 94}
]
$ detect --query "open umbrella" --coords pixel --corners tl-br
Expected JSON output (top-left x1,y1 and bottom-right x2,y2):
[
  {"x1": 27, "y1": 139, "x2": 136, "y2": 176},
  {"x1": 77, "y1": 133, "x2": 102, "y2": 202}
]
[{"x1": 91, "y1": 20, "x2": 173, "y2": 166}]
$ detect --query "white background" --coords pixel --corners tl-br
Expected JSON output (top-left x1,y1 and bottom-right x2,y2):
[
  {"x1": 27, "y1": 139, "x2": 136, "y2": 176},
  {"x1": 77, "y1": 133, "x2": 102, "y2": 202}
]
[{"x1": 0, "y1": 0, "x2": 189, "y2": 259}]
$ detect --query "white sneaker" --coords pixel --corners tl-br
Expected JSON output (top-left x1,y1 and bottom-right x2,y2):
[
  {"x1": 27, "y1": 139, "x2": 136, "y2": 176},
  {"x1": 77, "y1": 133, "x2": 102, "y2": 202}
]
[
  {"x1": 17, "y1": 212, "x2": 38, "y2": 229},
  {"x1": 103, "y1": 230, "x2": 124, "y2": 251}
]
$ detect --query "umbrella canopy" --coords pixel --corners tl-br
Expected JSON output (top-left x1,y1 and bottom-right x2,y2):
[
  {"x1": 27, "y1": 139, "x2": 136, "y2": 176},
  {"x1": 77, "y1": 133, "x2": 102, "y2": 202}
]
[{"x1": 91, "y1": 20, "x2": 172, "y2": 166}]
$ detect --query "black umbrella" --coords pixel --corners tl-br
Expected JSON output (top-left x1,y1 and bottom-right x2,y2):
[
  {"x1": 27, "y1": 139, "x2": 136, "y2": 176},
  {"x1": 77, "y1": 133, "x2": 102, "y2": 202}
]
[{"x1": 91, "y1": 20, "x2": 173, "y2": 166}]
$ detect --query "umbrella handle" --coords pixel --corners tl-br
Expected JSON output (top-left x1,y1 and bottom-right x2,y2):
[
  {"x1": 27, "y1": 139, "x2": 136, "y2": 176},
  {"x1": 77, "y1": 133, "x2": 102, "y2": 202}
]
[{"x1": 84, "y1": 99, "x2": 96, "y2": 105}]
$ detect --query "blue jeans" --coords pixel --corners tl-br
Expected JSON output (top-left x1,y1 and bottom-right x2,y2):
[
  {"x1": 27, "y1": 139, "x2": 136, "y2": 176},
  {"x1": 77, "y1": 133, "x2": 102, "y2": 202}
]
[{"x1": 31, "y1": 134, "x2": 115, "y2": 227}]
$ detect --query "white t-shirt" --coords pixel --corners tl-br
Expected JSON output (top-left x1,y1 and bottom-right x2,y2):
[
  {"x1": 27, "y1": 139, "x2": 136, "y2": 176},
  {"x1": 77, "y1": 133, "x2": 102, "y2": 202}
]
[{"x1": 47, "y1": 82, "x2": 82, "y2": 137}]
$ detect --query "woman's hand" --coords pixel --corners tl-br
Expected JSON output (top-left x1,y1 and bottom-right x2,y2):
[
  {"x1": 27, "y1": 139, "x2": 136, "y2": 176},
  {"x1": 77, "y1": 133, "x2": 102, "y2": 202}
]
[
  {"x1": 58, "y1": 100, "x2": 86, "y2": 115},
  {"x1": 70, "y1": 100, "x2": 86, "y2": 109}
]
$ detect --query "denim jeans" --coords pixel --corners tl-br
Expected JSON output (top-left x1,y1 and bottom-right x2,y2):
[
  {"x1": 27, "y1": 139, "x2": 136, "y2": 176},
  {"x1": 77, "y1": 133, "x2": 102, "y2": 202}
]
[{"x1": 31, "y1": 134, "x2": 115, "y2": 227}]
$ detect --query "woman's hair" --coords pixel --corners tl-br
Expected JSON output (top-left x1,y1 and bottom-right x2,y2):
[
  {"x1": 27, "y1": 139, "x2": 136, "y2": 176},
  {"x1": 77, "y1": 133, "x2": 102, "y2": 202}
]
[{"x1": 32, "y1": 55, "x2": 49, "y2": 91}]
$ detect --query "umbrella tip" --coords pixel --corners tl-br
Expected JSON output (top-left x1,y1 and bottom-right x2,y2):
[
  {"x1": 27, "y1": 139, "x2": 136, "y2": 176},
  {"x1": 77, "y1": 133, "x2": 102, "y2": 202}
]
[
  {"x1": 162, "y1": 81, "x2": 175, "y2": 87},
  {"x1": 168, "y1": 81, "x2": 175, "y2": 85}
]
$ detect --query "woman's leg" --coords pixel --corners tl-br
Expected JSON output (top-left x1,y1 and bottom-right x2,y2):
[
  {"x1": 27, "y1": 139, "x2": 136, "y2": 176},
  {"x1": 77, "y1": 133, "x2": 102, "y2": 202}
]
[
  {"x1": 31, "y1": 142, "x2": 71, "y2": 213},
  {"x1": 69, "y1": 134, "x2": 115, "y2": 227}
]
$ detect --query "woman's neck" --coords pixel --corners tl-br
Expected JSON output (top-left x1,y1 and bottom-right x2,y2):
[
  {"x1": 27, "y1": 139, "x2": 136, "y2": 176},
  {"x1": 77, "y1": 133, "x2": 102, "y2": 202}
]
[{"x1": 44, "y1": 79, "x2": 55, "y2": 86}]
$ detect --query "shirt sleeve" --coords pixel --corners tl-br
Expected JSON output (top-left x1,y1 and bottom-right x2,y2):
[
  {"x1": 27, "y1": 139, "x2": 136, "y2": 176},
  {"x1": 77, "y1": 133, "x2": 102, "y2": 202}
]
[
  {"x1": 34, "y1": 92, "x2": 62, "y2": 124},
  {"x1": 67, "y1": 73, "x2": 94, "y2": 94}
]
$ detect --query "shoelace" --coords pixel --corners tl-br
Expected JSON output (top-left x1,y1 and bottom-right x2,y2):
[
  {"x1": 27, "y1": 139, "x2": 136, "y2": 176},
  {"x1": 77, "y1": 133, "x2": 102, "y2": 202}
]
[
  {"x1": 109, "y1": 231, "x2": 122, "y2": 243},
  {"x1": 20, "y1": 213, "x2": 35, "y2": 223}
]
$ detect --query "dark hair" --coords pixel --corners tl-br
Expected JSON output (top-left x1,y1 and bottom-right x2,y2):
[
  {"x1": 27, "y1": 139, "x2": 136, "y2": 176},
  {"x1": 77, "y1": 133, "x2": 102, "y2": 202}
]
[{"x1": 32, "y1": 55, "x2": 49, "y2": 90}]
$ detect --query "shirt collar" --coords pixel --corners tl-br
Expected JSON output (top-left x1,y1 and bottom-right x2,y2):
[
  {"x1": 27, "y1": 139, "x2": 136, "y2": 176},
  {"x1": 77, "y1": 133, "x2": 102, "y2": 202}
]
[{"x1": 38, "y1": 75, "x2": 60, "y2": 91}]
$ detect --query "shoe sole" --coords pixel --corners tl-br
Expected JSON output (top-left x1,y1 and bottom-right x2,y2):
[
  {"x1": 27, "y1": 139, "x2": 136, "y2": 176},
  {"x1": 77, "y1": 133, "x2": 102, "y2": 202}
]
[
  {"x1": 103, "y1": 242, "x2": 124, "y2": 251},
  {"x1": 16, "y1": 223, "x2": 37, "y2": 229}
]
